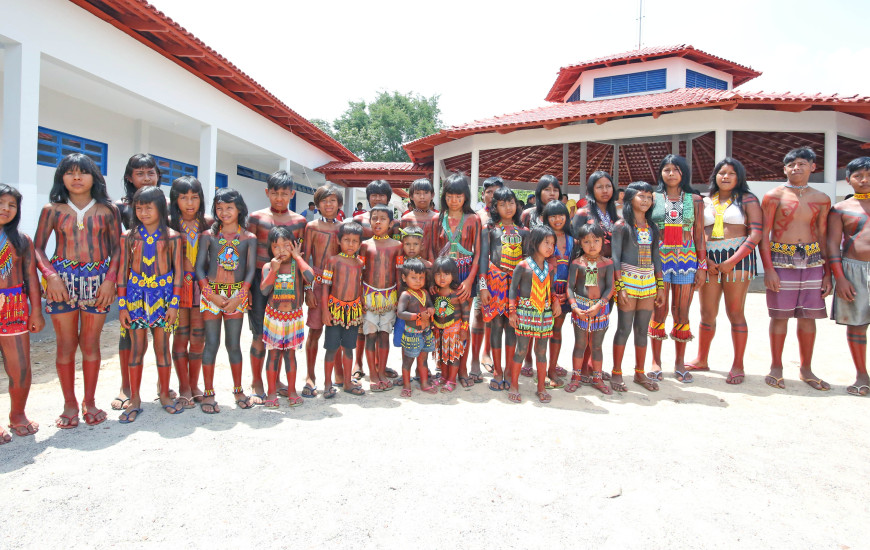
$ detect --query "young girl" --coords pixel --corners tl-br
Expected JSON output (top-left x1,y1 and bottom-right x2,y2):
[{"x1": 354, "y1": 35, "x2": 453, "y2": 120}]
[
  {"x1": 0, "y1": 186, "x2": 45, "y2": 443},
  {"x1": 112, "y1": 153, "x2": 162, "y2": 411},
  {"x1": 396, "y1": 257, "x2": 437, "y2": 397},
  {"x1": 434, "y1": 173, "x2": 481, "y2": 388},
  {"x1": 649, "y1": 155, "x2": 707, "y2": 383},
  {"x1": 480, "y1": 187, "x2": 527, "y2": 391},
  {"x1": 542, "y1": 199, "x2": 573, "y2": 387},
  {"x1": 260, "y1": 226, "x2": 314, "y2": 408},
  {"x1": 507, "y1": 225, "x2": 561, "y2": 403},
  {"x1": 116, "y1": 187, "x2": 184, "y2": 423},
  {"x1": 520, "y1": 175, "x2": 562, "y2": 229},
  {"x1": 432, "y1": 257, "x2": 470, "y2": 393},
  {"x1": 35, "y1": 153, "x2": 121, "y2": 428},
  {"x1": 169, "y1": 176, "x2": 211, "y2": 407},
  {"x1": 195, "y1": 188, "x2": 257, "y2": 413},
  {"x1": 393, "y1": 226, "x2": 432, "y2": 348},
  {"x1": 610, "y1": 182, "x2": 665, "y2": 392},
  {"x1": 566, "y1": 223, "x2": 614, "y2": 395}
]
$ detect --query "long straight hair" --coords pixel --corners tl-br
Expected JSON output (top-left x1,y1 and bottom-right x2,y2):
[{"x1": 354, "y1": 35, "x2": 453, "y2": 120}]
[
  {"x1": 621, "y1": 181, "x2": 659, "y2": 242},
  {"x1": 534, "y1": 175, "x2": 562, "y2": 218},
  {"x1": 488, "y1": 186, "x2": 522, "y2": 227},
  {"x1": 656, "y1": 154, "x2": 694, "y2": 194},
  {"x1": 50, "y1": 153, "x2": 112, "y2": 206},
  {"x1": 708, "y1": 157, "x2": 754, "y2": 211},
  {"x1": 169, "y1": 176, "x2": 207, "y2": 232},
  {"x1": 438, "y1": 172, "x2": 474, "y2": 227},
  {"x1": 585, "y1": 171, "x2": 618, "y2": 224},
  {"x1": 122, "y1": 153, "x2": 161, "y2": 203},
  {"x1": 211, "y1": 188, "x2": 249, "y2": 235},
  {"x1": 127, "y1": 186, "x2": 169, "y2": 247},
  {"x1": 0, "y1": 184, "x2": 26, "y2": 254}
]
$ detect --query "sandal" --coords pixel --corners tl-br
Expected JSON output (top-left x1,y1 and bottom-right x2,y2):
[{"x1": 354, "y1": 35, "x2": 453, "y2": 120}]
[
  {"x1": 380, "y1": 380, "x2": 395, "y2": 392},
  {"x1": 800, "y1": 376, "x2": 830, "y2": 391},
  {"x1": 56, "y1": 413, "x2": 79, "y2": 429},
  {"x1": 161, "y1": 401, "x2": 185, "y2": 415},
  {"x1": 507, "y1": 391, "x2": 522, "y2": 403},
  {"x1": 440, "y1": 381, "x2": 457, "y2": 393},
  {"x1": 301, "y1": 384, "x2": 317, "y2": 398},
  {"x1": 591, "y1": 375, "x2": 613, "y2": 395},
  {"x1": 287, "y1": 395, "x2": 304, "y2": 406},
  {"x1": 565, "y1": 380, "x2": 582, "y2": 393},
  {"x1": 400, "y1": 388, "x2": 413, "y2": 398},
  {"x1": 610, "y1": 380, "x2": 628, "y2": 392},
  {"x1": 647, "y1": 370, "x2": 664, "y2": 382},
  {"x1": 110, "y1": 396, "x2": 130, "y2": 411},
  {"x1": 384, "y1": 368, "x2": 400, "y2": 379},
  {"x1": 765, "y1": 375, "x2": 785, "y2": 389},
  {"x1": 323, "y1": 386, "x2": 338, "y2": 400},
  {"x1": 82, "y1": 406, "x2": 107, "y2": 425},
  {"x1": 726, "y1": 371, "x2": 745, "y2": 385},
  {"x1": 489, "y1": 378, "x2": 507, "y2": 392},
  {"x1": 674, "y1": 370, "x2": 694, "y2": 384},
  {"x1": 480, "y1": 357, "x2": 494, "y2": 373},
  {"x1": 200, "y1": 400, "x2": 220, "y2": 414},
  {"x1": 633, "y1": 375, "x2": 659, "y2": 392},
  {"x1": 7, "y1": 422, "x2": 38, "y2": 437},
  {"x1": 370, "y1": 382, "x2": 385, "y2": 393},
  {"x1": 178, "y1": 396, "x2": 197, "y2": 409},
  {"x1": 520, "y1": 366, "x2": 533, "y2": 378},
  {"x1": 468, "y1": 372, "x2": 485, "y2": 384},
  {"x1": 118, "y1": 408, "x2": 143, "y2": 424},
  {"x1": 459, "y1": 377, "x2": 474, "y2": 389},
  {"x1": 554, "y1": 366, "x2": 568, "y2": 378},
  {"x1": 263, "y1": 398, "x2": 280, "y2": 409},
  {"x1": 536, "y1": 391, "x2": 552, "y2": 403},
  {"x1": 847, "y1": 384, "x2": 870, "y2": 396},
  {"x1": 235, "y1": 396, "x2": 254, "y2": 409},
  {"x1": 345, "y1": 384, "x2": 365, "y2": 396}
]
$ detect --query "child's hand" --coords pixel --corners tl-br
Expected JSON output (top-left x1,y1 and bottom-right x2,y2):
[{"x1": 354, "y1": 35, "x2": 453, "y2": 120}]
[
  {"x1": 427, "y1": 307, "x2": 435, "y2": 318},
  {"x1": 269, "y1": 257, "x2": 282, "y2": 274},
  {"x1": 323, "y1": 310, "x2": 333, "y2": 327},
  {"x1": 586, "y1": 304, "x2": 601, "y2": 318},
  {"x1": 836, "y1": 275, "x2": 856, "y2": 302},
  {"x1": 28, "y1": 312, "x2": 45, "y2": 333},
  {"x1": 460, "y1": 328, "x2": 469, "y2": 340},
  {"x1": 222, "y1": 294, "x2": 241, "y2": 313},
  {"x1": 456, "y1": 279, "x2": 472, "y2": 302},
  {"x1": 654, "y1": 288, "x2": 666, "y2": 308},
  {"x1": 165, "y1": 308, "x2": 178, "y2": 328},
  {"x1": 95, "y1": 279, "x2": 116, "y2": 309},
  {"x1": 289, "y1": 241, "x2": 303, "y2": 259},
  {"x1": 306, "y1": 290, "x2": 318, "y2": 308},
  {"x1": 44, "y1": 274, "x2": 70, "y2": 303},
  {"x1": 508, "y1": 312, "x2": 518, "y2": 329},
  {"x1": 552, "y1": 301, "x2": 562, "y2": 319},
  {"x1": 119, "y1": 309, "x2": 131, "y2": 329},
  {"x1": 480, "y1": 288, "x2": 491, "y2": 306}
]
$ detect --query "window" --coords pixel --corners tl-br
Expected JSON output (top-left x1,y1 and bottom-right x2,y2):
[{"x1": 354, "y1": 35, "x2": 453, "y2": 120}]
[
  {"x1": 568, "y1": 86, "x2": 582, "y2": 102},
  {"x1": 593, "y1": 68, "x2": 666, "y2": 98},
  {"x1": 152, "y1": 155, "x2": 197, "y2": 186},
  {"x1": 237, "y1": 165, "x2": 270, "y2": 182},
  {"x1": 686, "y1": 69, "x2": 727, "y2": 90},
  {"x1": 37, "y1": 127, "x2": 108, "y2": 174},
  {"x1": 216, "y1": 173, "x2": 228, "y2": 189}
]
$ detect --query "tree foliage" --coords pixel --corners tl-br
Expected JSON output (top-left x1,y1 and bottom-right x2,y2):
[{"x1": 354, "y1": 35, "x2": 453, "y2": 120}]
[{"x1": 315, "y1": 91, "x2": 442, "y2": 162}]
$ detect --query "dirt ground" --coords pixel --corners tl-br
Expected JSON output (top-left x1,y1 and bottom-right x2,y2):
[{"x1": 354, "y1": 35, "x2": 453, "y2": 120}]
[{"x1": 1, "y1": 293, "x2": 868, "y2": 549}]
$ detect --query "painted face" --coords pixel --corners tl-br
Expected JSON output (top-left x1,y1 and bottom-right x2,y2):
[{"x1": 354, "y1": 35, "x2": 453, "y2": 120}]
[
  {"x1": 716, "y1": 164, "x2": 739, "y2": 193},
  {"x1": 0, "y1": 194, "x2": 19, "y2": 227},
  {"x1": 412, "y1": 190, "x2": 433, "y2": 209},
  {"x1": 482, "y1": 186, "x2": 499, "y2": 207},
  {"x1": 661, "y1": 164, "x2": 683, "y2": 188},
  {"x1": 266, "y1": 187, "x2": 293, "y2": 211},
  {"x1": 548, "y1": 214, "x2": 566, "y2": 232},
  {"x1": 402, "y1": 236, "x2": 423, "y2": 258},
  {"x1": 784, "y1": 158, "x2": 815, "y2": 184},
  {"x1": 270, "y1": 237, "x2": 293, "y2": 260},
  {"x1": 176, "y1": 190, "x2": 201, "y2": 221},
  {"x1": 129, "y1": 165, "x2": 159, "y2": 190},
  {"x1": 318, "y1": 195, "x2": 340, "y2": 219},
  {"x1": 370, "y1": 210, "x2": 391, "y2": 236},
  {"x1": 445, "y1": 193, "x2": 465, "y2": 212},
  {"x1": 496, "y1": 199, "x2": 516, "y2": 222},
  {"x1": 215, "y1": 201, "x2": 240, "y2": 227},
  {"x1": 368, "y1": 193, "x2": 389, "y2": 207},
  {"x1": 540, "y1": 183, "x2": 560, "y2": 205},
  {"x1": 403, "y1": 270, "x2": 426, "y2": 290},
  {"x1": 848, "y1": 168, "x2": 870, "y2": 195},
  {"x1": 339, "y1": 233, "x2": 361, "y2": 256},
  {"x1": 135, "y1": 201, "x2": 160, "y2": 227},
  {"x1": 633, "y1": 191, "x2": 653, "y2": 213},
  {"x1": 593, "y1": 178, "x2": 613, "y2": 203},
  {"x1": 538, "y1": 235, "x2": 556, "y2": 259},
  {"x1": 434, "y1": 269, "x2": 454, "y2": 289},
  {"x1": 580, "y1": 233, "x2": 603, "y2": 257},
  {"x1": 63, "y1": 166, "x2": 94, "y2": 196}
]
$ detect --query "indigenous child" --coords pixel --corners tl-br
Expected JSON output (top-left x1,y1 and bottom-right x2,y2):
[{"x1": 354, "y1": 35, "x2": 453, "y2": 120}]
[
  {"x1": 169, "y1": 176, "x2": 212, "y2": 407},
  {"x1": 542, "y1": 199, "x2": 574, "y2": 387},
  {"x1": 521, "y1": 174, "x2": 562, "y2": 229},
  {"x1": 686, "y1": 159, "x2": 762, "y2": 383},
  {"x1": 507, "y1": 225, "x2": 562, "y2": 403},
  {"x1": 112, "y1": 153, "x2": 161, "y2": 411},
  {"x1": 432, "y1": 257, "x2": 471, "y2": 392},
  {"x1": 194, "y1": 188, "x2": 257, "y2": 413},
  {"x1": 247, "y1": 170, "x2": 307, "y2": 403},
  {"x1": 566, "y1": 222, "x2": 614, "y2": 394},
  {"x1": 480, "y1": 186, "x2": 527, "y2": 391},
  {"x1": 321, "y1": 221, "x2": 365, "y2": 398},
  {"x1": 302, "y1": 184, "x2": 344, "y2": 397},
  {"x1": 0, "y1": 185, "x2": 45, "y2": 443},
  {"x1": 260, "y1": 226, "x2": 314, "y2": 407},
  {"x1": 761, "y1": 147, "x2": 832, "y2": 390},
  {"x1": 392, "y1": 226, "x2": 432, "y2": 347},
  {"x1": 359, "y1": 205, "x2": 402, "y2": 392},
  {"x1": 35, "y1": 153, "x2": 121, "y2": 428},
  {"x1": 829, "y1": 157, "x2": 870, "y2": 396},
  {"x1": 400, "y1": 178, "x2": 439, "y2": 262},
  {"x1": 648, "y1": 155, "x2": 707, "y2": 383},
  {"x1": 470, "y1": 177, "x2": 504, "y2": 379},
  {"x1": 116, "y1": 187, "x2": 184, "y2": 423},
  {"x1": 434, "y1": 173, "x2": 481, "y2": 387},
  {"x1": 395, "y1": 258, "x2": 437, "y2": 397},
  {"x1": 607, "y1": 182, "x2": 665, "y2": 393}
]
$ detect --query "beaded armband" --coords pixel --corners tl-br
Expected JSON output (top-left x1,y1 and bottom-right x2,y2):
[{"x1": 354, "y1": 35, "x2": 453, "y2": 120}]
[
  {"x1": 203, "y1": 389, "x2": 215, "y2": 397},
  {"x1": 508, "y1": 300, "x2": 517, "y2": 314},
  {"x1": 117, "y1": 298, "x2": 128, "y2": 311},
  {"x1": 305, "y1": 283, "x2": 314, "y2": 291},
  {"x1": 478, "y1": 277, "x2": 487, "y2": 291},
  {"x1": 656, "y1": 279, "x2": 665, "y2": 290},
  {"x1": 460, "y1": 320, "x2": 469, "y2": 331},
  {"x1": 614, "y1": 280, "x2": 625, "y2": 292},
  {"x1": 169, "y1": 295, "x2": 180, "y2": 310},
  {"x1": 698, "y1": 258, "x2": 708, "y2": 270},
  {"x1": 322, "y1": 269, "x2": 334, "y2": 286}
]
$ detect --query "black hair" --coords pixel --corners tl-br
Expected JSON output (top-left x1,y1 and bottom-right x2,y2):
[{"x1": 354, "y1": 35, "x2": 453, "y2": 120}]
[
  {"x1": 783, "y1": 146, "x2": 816, "y2": 165},
  {"x1": 526, "y1": 224, "x2": 556, "y2": 258},
  {"x1": 122, "y1": 153, "x2": 161, "y2": 203},
  {"x1": 433, "y1": 256, "x2": 460, "y2": 290},
  {"x1": 356, "y1": 202, "x2": 363, "y2": 208},
  {"x1": 708, "y1": 158, "x2": 754, "y2": 211},
  {"x1": 482, "y1": 176, "x2": 505, "y2": 190},
  {"x1": 846, "y1": 157, "x2": 870, "y2": 179},
  {"x1": 211, "y1": 188, "x2": 249, "y2": 234},
  {"x1": 0, "y1": 184, "x2": 26, "y2": 254},
  {"x1": 313, "y1": 184, "x2": 343, "y2": 208},
  {"x1": 408, "y1": 178, "x2": 434, "y2": 197},
  {"x1": 169, "y1": 175, "x2": 207, "y2": 232},
  {"x1": 267, "y1": 169, "x2": 295, "y2": 191},
  {"x1": 128, "y1": 186, "x2": 169, "y2": 247},
  {"x1": 370, "y1": 204, "x2": 394, "y2": 222},
  {"x1": 542, "y1": 199, "x2": 570, "y2": 230},
  {"x1": 338, "y1": 220, "x2": 363, "y2": 239},
  {"x1": 402, "y1": 257, "x2": 426, "y2": 275},
  {"x1": 366, "y1": 180, "x2": 392, "y2": 205},
  {"x1": 50, "y1": 153, "x2": 112, "y2": 206},
  {"x1": 400, "y1": 225, "x2": 424, "y2": 240},
  {"x1": 574, "y1": 221, "x2": 605, "y2": 257},
  {"x1": 656, "y1": 154, "x2": 694, "y2": 194},
  {"x1": 622, "y1": 181, "x2": 659, "y2": 243},
  {"x1": 439, "y1": 172, "x2": 474, "y2": 226},
  {"x1": 267, "y1": 225, "x2": 295, "y2": 248},
  {"x1": 585, "y1": 171, "x2": 619, "y2": 224},
  {"x1": 534, "y1": 175, "x2": 562, "y2": 217},
  {"x1": 488, "y1": 186, "x2": 522, "y2": 227},
  {"x1": 309, "y1": 202, "x2": 315, "y2": 208}
]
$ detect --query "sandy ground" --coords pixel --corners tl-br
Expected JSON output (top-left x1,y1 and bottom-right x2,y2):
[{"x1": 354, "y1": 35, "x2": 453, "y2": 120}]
[{"x1": 1, "y1": 292, "x2": 868, "y2": 549}]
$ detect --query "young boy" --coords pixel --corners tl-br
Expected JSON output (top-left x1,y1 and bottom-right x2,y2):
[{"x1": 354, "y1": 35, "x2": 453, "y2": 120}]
[
  {"x1": 760, "y1": 146, "x2": 832, "y2": 390},
  {"x1": 401, "y1": 178, "x2": 440, "y2": 262},
  {"x1": 322, "y1": 221, "x2": 365, "y2": 397},
  {"x1": 829, "y1": 157, "x2": 870, "y2": 396},
  {"x1": 246, "y1": 170, "x2": 307, "y2": 403},
  {"x1": 303, "y1": 184, "x2": 344, "y2": 397},
  {"x1": 359, "y1": 205, "x2": 403, "y2": 391},
  {"x1": 395, "y1": 258, "x2": 437, "y2": 397}
]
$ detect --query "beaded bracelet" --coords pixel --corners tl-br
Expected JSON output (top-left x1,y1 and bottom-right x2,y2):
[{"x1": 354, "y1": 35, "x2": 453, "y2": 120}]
[
  {"x1": 117, "y1": 298, "x2": 127, "y2": 311},
  {"x1": 203, "y1": 389, "x2": 215, "y2": 397},
  {"x1": 698, "y1": 258, "x2": 708, "y2": 270},
  {"x1": 656, "y1": 279, "x2": 665, "y2": 290},
  {"x1": 478, "y1": 277, "x2": 487, "y2": 291}
]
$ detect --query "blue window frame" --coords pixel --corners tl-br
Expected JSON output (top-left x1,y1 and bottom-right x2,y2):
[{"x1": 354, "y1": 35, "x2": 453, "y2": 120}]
[
  {"x1": 216, "y1": 172, "x2": 228, "y2": 189},
  {"x1": 237, "y1": 165, "x2": 270, "y2": 182},
  {"x1": 568, "y1": 86, "x2": 582, "y2": 102},
  {"x1": 686, "y1": 69, "x2": 727, "y2": 90},
  {"x1": 593, "y1": 68, "x2": 666, "y2": 98},
  {"x1": 37, "y1": 127, "x2": 108, "y2": 175},
  {"x1": 152, "y1": 155, "x2": 197, "y2": 187}
]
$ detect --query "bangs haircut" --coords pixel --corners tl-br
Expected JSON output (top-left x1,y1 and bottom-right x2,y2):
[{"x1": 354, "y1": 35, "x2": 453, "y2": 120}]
[
  {"x1": 370, "y1": 204, "x2": 393, "y2": 222},
  {"x1": 708, "y1": 158, "x2": 752, "y2": 210},
  {"x1": 439, "y1": 172, "x2": 474, "y2": 225},
  {"x1": 267, "y1": 225, "x2": 295, "y2": 247},
  {"x1": 402, "y1": 257, "x2": 426, "y2": 275},
  {"x1": 847, "y1": 157, "x2": 870, "y2": 179},
  {"x1": 169, "y1": 175, "x2": 206, "y2": 232},
  {"x1": 541, "y1": 199, "x2": 570, "y2": 229},
  {"x1": 483, "y1": 176, "x2": 505, "y2": 190},
  {"x1": 657, "y1": 154, "x2": 693, "y2": 194},
  {"x1": 365, "y1": 180, "x2": 393, "y2": 204},
  {"x1": 267, "y1": 169, "x2": 295, "y2": 191},
  {"x1": 338, "y1": 221, "x2": 363, "y2": 239},
  {"x1": 585, "y1": 171, "x2": 618, "y2": 225},
  {"x1": 534, "y1": 175, "x2": 562, "y2": 216},
  {"x1": 122, "y1": 153, "x2": 161, "y2": 202},
  {"x1": 51, "y1": 153, "x2": 112, "y2": 206},
  {"x1": 313, "y1": 184, "x2": 344, "y2": 208},
  {"x1": 489, "y1": 186, "x2": 522, "y2": 227},
  {"x1": 526, "y1": 224, "x2": 556, "y2": 256},
  {"x1": 783, "y1": 146, "x2": 816, "y2": 165},
  {"x1": 433, "y1": 256, "x2": 460, "y2": 289},
  {"x1": 408, "y1": 178, "x2": 434, "y2": 196},
  {"x1": 622, "y1": 181, "x2": 659, "y2": 242},
  {"x1": 0, "y1": 184, "x2": 26, "y2": 254},
  {"x1": 211, "y1": 188, "x2": 249, "y2": 234}
]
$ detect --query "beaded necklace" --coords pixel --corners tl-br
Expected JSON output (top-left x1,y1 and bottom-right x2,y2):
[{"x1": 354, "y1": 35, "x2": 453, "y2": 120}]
[
  {"x1": 635, "y1": 223, "x2": 652, "y2": 268},
  {"x1": 596, "y1": 205, "x2": 613, "y2": 232},
  {"x1": 68, "y1": 198, "x2": 97, "y2": 231},
  {"x1": 526, "y1": 256, "x2": 550, "y2": 312},
  {"x1": 710, "y1": 193, "x2": 732, "y2": 239},
  {"x1": 854, "y1": 193, "x2": 870, "y2": 200},
  {"x1": 442, "y1": 213, "x2": 472, "y2": 257},
  {"x1": 784, "y1": 183, "x2": 809, "y2": 198},
  {"x1": 372, "y1": 234, "x2": 390, "y2": 240},
  {"x1": 338, "y1": 252, "x2": 356, "y2": 259},
  {"x1": 407, "y1": 288, "x2": 427, "y2": 307},
  {"x1": 270, "y1": 207, "x2": 288, "y2": 215},
  {"x1": 320, "y1": 217, "x2": 337, "y2": 223},
  {"x1": 137, "y1": 224, "x2": 161, "y2": 278},
  {"x1": 413, "y1": 208, "x2": 431, "y2": 214},
  {"x1": 0, "y1": 230, "x2": 13, "y2": 279},
  {"x1": 582, "y1": 255, "x2": 599, "y2": 286},
  {"x1": 179, "y1": 218, "x2": 199, "y2": 268},
  {"x1": 217, "y1": 230, "x2": 241, "y2": 271},
  {"x1": 498, "y1": 223, "x2": 523, "y2": 271},
  {"x1": 434, "y1": 294, "x2": 455, "y2": 318}
]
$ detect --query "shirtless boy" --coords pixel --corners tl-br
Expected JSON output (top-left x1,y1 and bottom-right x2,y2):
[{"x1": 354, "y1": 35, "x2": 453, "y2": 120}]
[{"x1": 401, "y1": 178, "x2": 440, "y2": 262}]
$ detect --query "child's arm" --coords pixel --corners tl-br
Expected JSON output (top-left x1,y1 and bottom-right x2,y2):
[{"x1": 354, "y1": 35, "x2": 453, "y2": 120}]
[
  {"x1": 567, "y1": 260, "x2": 581, "y2": 317},
  {"x1": 508, "y1": 263, "x2": 525, "y2": 329},
  {"x1": 303, "y1": 225, "x2": 317, "y2": 308},
  {"x1": 478, "y1": 225, "x2": 491, "y2": 306},
  {"x1": 396, "y1": 292, "x2": 416, "y2": 323},
  {"x1": 290, "y1": 241, "x2": 315, "y2": 283},
  {"x1": 195, "y1": 233, "x2": 226, "y2": 309},
  {"x1": 166, "y1": 232, "x2": 182, "y2": 327},
  {"x1": 458, "y1": 216, "x2": 482, "y2": 301},
  {"x1": 611, "y1": 223, "x2": 625, "y2": 301},
  {"x1": 96, "y1": 204, "x2": 123, "y2": 309},
  {"x1": 817, "y1": 196, "x2": 833, "y2": 298},
  {"x1": 549, "y1": 266, "x2": 562, "y2": 319},
  {"x1": 692, "y1": 195, "x2": 707, "y2": 291},
  {"x1": 117, "y1": 231, "x2": 131, "y2": 329},
  {"x1": 261, "y1": 263, "x2": 277, "y2": 294},
  {"x1": 321, "y1": 257, "x2": 335, "y2": 326},
  {"x1": 22, "y1": 235, "x2": 45, "y2": 334},
  {"x1": 34, "y1": 204, "x2": 69, "y2": 303},
  {"x1": 652, "y1": 234, "x2": 665, "y2": 308},
  {"x1": 459, "y1": 293, "x2": 471, "y2": 339},
  {"x1": 827, "y1": 205, "x2": 854, "y2": 301}
]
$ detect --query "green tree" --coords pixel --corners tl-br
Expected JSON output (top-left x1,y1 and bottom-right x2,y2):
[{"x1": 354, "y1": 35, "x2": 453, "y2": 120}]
[{"x1": 326, "y1": 91, "x2": 442, "y2": 162}]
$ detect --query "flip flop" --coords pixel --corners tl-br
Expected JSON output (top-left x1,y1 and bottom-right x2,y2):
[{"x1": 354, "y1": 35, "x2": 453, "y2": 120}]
[
  {"x1": 119, "y1": 408, "x2": 144, "y2": 424},
  {"x1": 459, "y1": 377, "x2": 474, "y2": 390},
  {"x1": 489, "y1": 379, "x2": 506, "y2": 392},
  {"x1": 440, "y1": 381, "x2": 457, "y2": 393},
  {"x1": 323, "y1": 386, "x2": 338, "y2": 399},
  {"x1": 847, "y1": 384, "x2": 870, "y2": 396},
  {"x1": 554, "y1": 366, "x2": 568, "y2": 378},
  {"x1": 726, "y1": 371, "x2": 745, "y2": 385},
  {"x1": 250, "y1": 393, "x2": 267, "y2": 405},
  {"x1": 633, "y1": 376, "x2": 658, "y2": 392},
  {"x1": 287, "y1": 395, "x2": 304, "y2": 407},
  {"x1": 380, "y1": 380, "x2": 394, "y2": 392},
  {"x1": 674, "y1": 370, "x2": 693, "y2": 383},
  {"x1": 235, "y1": 396, "x2": 254, "y2": 409},
  {"x1": 685, "y1": 363, "x2": 710, "y2": 372},
  {"x1": 520, "y1": 366, "x2": 533, "y2": 378},
  {"x1": 647, "y1": 370, "x2": 664, "y2": 382},
  {"x1": 162, "y1": 400, "x2": 185, "y2": 415},
  {"x1": 507, "y1": 392, "x2": 522, "y2": 403},
  {"x1": 765, "y1": 375, "x2": 785, "y2": 389},
  {"x1": 178, "y1": 396, "x2": 197, "y2": 409},
  {"x1": 370, "y1": 382, "x2": 385, "y2": 393},
  {"x1": 82, "y1": 408, "x2": 107, "y2": 426},
  {"x1": 110, "y1": 396, "x2": 130, "y2": 411},
  {"x1": 384, "y1": 368, "x2": 400, "y2": 379},
  {"x1": 468, "y1": 372, "x2": 485, "y2": 384},
  {"x1": 263, "y1": 398, "x2": 280, "y2": 409},
  {"x1": 536, "y1": 391, "x2": 552, "y2": 403},
  {"x1": 200, "y1": 401, "x2": 220, "y2": 414},
  {"x1": 400, "y1": 388, "x2": 413, "y2": 398},
  {"x1": 480, "y1": 358, "x2": 494, "y2": 373},
  {"x1": 565, "y1": 380, "x2": 582, "y2": 393},
  {"x1": 345, "y1": 385, "x2": 365, "y2": 396},
  {"x1": 610, "y1": 380, "x2": 628, "y2": 392},
  {"x1": 420, "y1": 383, "x2": 439, "y2": 394},
  {"x1": 7, "y1": 422, "x2": 38, "y2": 437},
  {"x1": 56, "y1": 413, "x2": 79, "y2": 429},
  {"x1": 301, "y1": 384, "x2": 317, "y2": 398},
  {"x1": 800, "y1": 376, "x2": 830, "y2": 391}
]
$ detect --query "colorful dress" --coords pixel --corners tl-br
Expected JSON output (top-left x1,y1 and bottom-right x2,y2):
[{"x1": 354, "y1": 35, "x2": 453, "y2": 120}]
[
  {"x1": 483, "y1": 224, "x2": 523, "y2": 321},
  {"x1": 120, "y1": 226, "x2": 179, "y2": 330},
  {"x1": 262, "y1": 270, "x2": 305, "y2": 350},
  {"x1": 651, "y1": 192, "x2": 698, "y2": 285},
  {"x1": 433, "y1": 294, "x2": 465, "y2": 365},
  {"x1": 515, "y1": 257, "x2": 554, "y2": 338}
]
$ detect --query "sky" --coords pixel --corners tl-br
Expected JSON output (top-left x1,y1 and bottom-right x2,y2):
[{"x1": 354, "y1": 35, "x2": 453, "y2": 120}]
[{"x1": 149, "y1": 0, "x2": 870, "y2": 129}]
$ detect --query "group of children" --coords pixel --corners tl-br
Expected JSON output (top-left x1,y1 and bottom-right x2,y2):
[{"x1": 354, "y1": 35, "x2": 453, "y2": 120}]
[{"x1": 1, "y1": 146, "x2": 869, "y2": 443}]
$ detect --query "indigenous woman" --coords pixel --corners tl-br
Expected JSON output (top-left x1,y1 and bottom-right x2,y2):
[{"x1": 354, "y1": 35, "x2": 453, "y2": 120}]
[
  {"x1": 686, "y1": 159, "x2": 762, "y2": 383},
  {"x1": 521, "y1": 174, "x2": 562, "y2": 229},
  {"x1": 648, "y1": 155, "x2": 707, "y2": 383}
]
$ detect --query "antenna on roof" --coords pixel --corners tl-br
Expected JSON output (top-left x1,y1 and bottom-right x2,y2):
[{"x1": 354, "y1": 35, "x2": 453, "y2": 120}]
[{"x1": 636, "y1": 0, "x2": 644, "y2": 50}]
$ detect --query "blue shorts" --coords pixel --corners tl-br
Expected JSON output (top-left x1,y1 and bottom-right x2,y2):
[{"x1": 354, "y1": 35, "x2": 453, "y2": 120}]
[
  {"x1": 401, "y1": 328, "x2": 435, "y2": 358},
  {"x1": 44, "y1": 256, "x2": 111, "y2": 315}
]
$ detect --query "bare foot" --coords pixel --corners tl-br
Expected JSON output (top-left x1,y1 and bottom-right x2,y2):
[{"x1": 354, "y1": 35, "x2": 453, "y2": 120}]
[
  {"x1": 0, "y1": 427, "x2": 10, "y2": 444},
  {"x1": 479, "y1": 352, "x2": 493, "y2": 373}
]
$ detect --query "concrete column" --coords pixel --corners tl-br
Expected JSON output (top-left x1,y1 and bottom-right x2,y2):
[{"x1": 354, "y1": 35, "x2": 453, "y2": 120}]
[
  {"x1": 714, "y1": 128, "x2": 727, "y2": 163},
  {"x1": 562, "y1": 143, "x2": 570, "y2": 195},
  {"x1": 470, "y1": 148, "x2": 480, "y2": 207},
  {"x1": 199, "y1": 124, "x2": 217, "y2": 210},
  {"x1": 671, "y1": 135, "x2": 680, "y2": 155},
  {"x1": 433, "y1": 158, "x2": 442, "y2": 210},
  {"x1": 612, "y1": 144, "x2": 619, "y2": 187},
  {"x1": 1, "y1": 41, "x2": 40, "y2": 236},
  {"x1": 824, "y1": 129, "x2": 838, "y2": 202},
  {"x1": 579, "y1": 141, "x2": 588, "y2": 194},
  {"x1": 726, "y1": 131, "x2": 733, "y2": 158},
  {"x1": 686, "y1": 138, "x2": 693, "y2": 182},
  {"x1": 134, "y1": 119, "x2": 150, "y2": 153}
]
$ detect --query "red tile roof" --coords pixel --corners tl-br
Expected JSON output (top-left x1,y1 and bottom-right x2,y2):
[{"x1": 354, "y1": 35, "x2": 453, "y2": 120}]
[
  {"x1": 69, "y1": 0, "x2": 359, "y2": 163},
  {"x1": 315, "y1": 162, "x2": 431, "y2": 191},
  {"x1": 545, "y1": 44, "x2": 762, "y2": 102}
]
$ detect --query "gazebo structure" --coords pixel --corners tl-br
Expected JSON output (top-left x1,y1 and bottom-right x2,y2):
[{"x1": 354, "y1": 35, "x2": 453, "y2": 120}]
[{"x1": 401, "y1": 45, "x2": 870, "y2": 203}]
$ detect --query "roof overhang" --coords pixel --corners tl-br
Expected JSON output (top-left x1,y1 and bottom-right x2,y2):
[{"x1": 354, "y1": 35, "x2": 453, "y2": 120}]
[{"x1": 315, "y1": 162, "x2": 432, "y2": 194}]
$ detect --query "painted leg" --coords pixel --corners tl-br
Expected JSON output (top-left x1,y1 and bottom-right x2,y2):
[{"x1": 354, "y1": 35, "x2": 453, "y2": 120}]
[
  {"x1": 766, "y1": 318, "x2": 787, "y2": 389},
  {"x1": 1, "y1": 334, "x2": 38, "y2": 436},
  {"x1": 80, "y1": 312, "x2": 108, "y2": 424},
  {"x1": 305, "y1": 327, "x2": 322, "y2": 388},
  {"x1": 188, "y1": 309, "x2": 205, "y2": 399},
  {"x1": 847, "y1": 325, "x2": 870, "y2": 396},
  {"x1": 114, "y1": 329, "x2": 132, "y2": 409},
  {"x1": 249, "y1": 336, "x2": 267, "y2": 403},
  {"x1": 797, "y1": 318, "x2": 829, "y2": 390}
]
